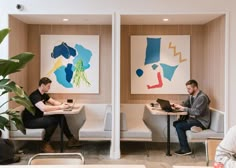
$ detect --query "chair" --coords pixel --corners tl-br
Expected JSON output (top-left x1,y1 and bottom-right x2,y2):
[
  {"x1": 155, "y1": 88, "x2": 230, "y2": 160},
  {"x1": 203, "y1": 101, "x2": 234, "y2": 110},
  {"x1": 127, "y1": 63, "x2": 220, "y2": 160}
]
[
  {"x1": 28, "y1": 153, "x2": 85, "y2": 165},
  {"x1": 205, "y1": 138, "x2": 222, "y2": 166}
]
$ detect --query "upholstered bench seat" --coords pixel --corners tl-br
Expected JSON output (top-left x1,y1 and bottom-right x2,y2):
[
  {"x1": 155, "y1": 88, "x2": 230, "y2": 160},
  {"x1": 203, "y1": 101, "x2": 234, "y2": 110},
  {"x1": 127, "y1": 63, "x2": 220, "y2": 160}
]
[
  {"x1": 9, "y1": 106, "x2": 45, "y2": 141},
  {"x1": 120, "y1": 123, "x2": 152, "y2": 141},
  {"x1": 79, "y1": 104, "x2": 152, "y2": 142},
  {"x1": 121, "y1": 105, "x2": 152, "y2": 141},
  {"x1": 186, "y1": 109, "x2": 224, "y2": 142},
  {"x1": 79, "y1": 120, "x2": 111, "y2": 140},
  {"x1": 10, "y1": 129, "x2": 45, "y2": 140},
  {"x1": 186, "y1": 129, "x2": 224, "y2": 141}
]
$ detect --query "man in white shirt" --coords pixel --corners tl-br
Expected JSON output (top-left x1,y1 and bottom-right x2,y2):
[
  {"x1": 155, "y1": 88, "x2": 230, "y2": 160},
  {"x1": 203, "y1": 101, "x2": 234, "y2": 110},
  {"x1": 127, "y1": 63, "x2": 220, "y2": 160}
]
[{"x1": 215, "y1": 125, "x2": 236, "y2": 167}]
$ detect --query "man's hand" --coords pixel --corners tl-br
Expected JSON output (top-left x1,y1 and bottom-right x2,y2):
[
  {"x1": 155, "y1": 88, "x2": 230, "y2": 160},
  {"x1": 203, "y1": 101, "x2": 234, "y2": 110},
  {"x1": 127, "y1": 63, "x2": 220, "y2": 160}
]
[
  {"x1": 173, "y1": 104, "x2": 185, "y2": 111},
  {"x1": 59, "y1": 103, "x2": 70, "y2": 110}
]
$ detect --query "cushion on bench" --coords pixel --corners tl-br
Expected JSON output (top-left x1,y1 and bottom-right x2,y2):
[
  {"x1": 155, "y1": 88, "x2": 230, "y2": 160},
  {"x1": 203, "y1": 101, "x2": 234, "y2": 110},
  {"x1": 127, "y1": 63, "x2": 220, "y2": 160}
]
[
  {"x1": 186, "y1": 129, "x2": 224, "y2": 140},
  {"x1": 120, "y1": 121, "x2": 152, "y2": 141},
  {"x1": 79, "y1": 104, "x2": 152, "y2": 141},
  {"x1": 79, "y1": 105, "x2": 111, "y2": 140},
  {"x1": 103, "y1": 105, "x2": 127, "y2": 131},
  {"x1": 79, "y1": 119, "x2": 111, "y2": 140},
  {"x1": 210, "y1": 110, "x2": 224, "y2": 133},
  {"x1": 187, "y1": 109, "x2": 224, "y2": 141},
  {"x1": 10, "y1": 106, "x2": 45, "y2": 140},
  {"x1": 10, "y1": 129, "x2": 45, "y2": 140},
  {"x1": 121, "y1": 105, "x2": 152, "y2": 141}
]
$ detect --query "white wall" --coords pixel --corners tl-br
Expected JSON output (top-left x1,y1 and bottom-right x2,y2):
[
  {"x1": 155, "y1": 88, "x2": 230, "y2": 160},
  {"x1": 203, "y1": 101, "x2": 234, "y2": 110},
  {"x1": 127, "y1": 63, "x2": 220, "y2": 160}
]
[{"x1": 0, "y1": 0, "x2": 235, "y2": 159}]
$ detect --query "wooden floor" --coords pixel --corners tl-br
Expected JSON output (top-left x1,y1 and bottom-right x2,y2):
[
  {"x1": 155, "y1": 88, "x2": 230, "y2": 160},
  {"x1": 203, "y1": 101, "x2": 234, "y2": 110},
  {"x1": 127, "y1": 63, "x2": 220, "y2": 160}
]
[{"x1": 12, "y1": 141, "x2": 207, "y2": 168}]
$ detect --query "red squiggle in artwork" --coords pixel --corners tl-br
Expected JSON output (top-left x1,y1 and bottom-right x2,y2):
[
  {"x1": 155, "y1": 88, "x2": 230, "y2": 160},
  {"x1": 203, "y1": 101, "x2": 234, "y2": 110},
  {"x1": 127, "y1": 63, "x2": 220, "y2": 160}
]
[{"x1": 147, "y1": 72, "x2": 163, "y2": 89}]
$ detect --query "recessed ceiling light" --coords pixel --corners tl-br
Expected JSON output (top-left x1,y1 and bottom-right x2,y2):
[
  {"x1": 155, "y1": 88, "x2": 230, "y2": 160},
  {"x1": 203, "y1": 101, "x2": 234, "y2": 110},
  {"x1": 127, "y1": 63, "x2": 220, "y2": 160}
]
[
  {"x1": 63, "y1": 18, "x2": 69, "y2": 22},
  {"x1": 163, "y1": 18, "x2": 169, "y2": 22}
]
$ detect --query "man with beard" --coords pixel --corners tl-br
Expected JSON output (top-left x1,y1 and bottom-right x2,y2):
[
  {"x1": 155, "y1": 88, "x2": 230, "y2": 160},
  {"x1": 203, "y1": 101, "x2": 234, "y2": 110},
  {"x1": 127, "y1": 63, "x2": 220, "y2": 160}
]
[{"x1": 173, "y1": 79, "x2": 211, "y2": 156}]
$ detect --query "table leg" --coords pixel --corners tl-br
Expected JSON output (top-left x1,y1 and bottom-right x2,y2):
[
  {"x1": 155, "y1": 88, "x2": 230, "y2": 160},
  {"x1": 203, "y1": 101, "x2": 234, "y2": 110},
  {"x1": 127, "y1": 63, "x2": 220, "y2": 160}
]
[
  {"x1": 60, "y1": 116, "x2": 64, "y2": 153},
  {"x1": 166, "y1": 115, "x2": 172, "y2": 156}
]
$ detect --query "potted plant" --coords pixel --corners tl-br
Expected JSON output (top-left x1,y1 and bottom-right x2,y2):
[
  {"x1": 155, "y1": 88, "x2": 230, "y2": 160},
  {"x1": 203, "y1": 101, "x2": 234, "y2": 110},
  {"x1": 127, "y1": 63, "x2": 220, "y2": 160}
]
[{"x1": 0, "y1": 28, "x2": 34, "y2": 135}]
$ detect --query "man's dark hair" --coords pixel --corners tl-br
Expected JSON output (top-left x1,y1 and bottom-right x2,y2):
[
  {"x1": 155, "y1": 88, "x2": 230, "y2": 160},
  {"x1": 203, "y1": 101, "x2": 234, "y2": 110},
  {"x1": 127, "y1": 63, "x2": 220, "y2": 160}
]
[
  {"x1": 39, "y1": 77, "x2": 52, "y2": 86},
  {"x1": 186, "y1": 79, "x2": 198, "y2": 88}
]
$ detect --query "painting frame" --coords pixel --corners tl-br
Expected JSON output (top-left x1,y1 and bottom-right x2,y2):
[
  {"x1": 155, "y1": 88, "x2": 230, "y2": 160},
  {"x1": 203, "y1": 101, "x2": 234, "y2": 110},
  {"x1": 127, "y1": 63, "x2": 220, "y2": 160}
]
[
  {"x1": 131, "y1": 35, "x2": 190, "y2": 94},
  {"x1": 40, "y1": 35, "x2": 100, "y2": 94}
]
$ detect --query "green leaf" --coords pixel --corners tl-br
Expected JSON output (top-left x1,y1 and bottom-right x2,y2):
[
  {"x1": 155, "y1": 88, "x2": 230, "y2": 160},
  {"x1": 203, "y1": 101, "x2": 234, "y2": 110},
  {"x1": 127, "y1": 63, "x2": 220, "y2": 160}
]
[
  {"x1": 0, "y1": 81, "x2": 25, "y2": 97},
  {"x1": 0, "y1": 52, "x2": 34, "y2": 77},
  {"x1": 0, "y1": 79, "x2": 10, "y2": 96},
  {"x1": 6, "y1": 109, "x2": 26, "y2": 134},
  {"x1": 0, "y1": 79, "x2": 10, "y2": 85},
  {"x1": 10, "y1": 117, "x2": 26, "y2": 134},
  {"x1": 0, "y1": 90, "x2": 8, "y2": 96},
  {"x1": 0, "y1": 28, "x2": 10, "y2": 44},
  {"x1": 0, "y1": 116, "x2": 10, "y2": 130},
  {"x1": 10, "y1": 96, "x2": 34, "y2": 113},
  {"x1": 6, "y1": 109, "x2": 18, "y2": 116},
  {"x1": 7, "y1": 82, "x2": 24, "y2": 97}
]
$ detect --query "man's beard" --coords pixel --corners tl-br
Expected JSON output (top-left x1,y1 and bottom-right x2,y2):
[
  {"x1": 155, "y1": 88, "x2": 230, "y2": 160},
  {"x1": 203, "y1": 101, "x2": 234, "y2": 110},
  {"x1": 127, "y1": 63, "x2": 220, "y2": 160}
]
[{"x1": 189, "y1": 90, "x2": 195, "y2": 95}]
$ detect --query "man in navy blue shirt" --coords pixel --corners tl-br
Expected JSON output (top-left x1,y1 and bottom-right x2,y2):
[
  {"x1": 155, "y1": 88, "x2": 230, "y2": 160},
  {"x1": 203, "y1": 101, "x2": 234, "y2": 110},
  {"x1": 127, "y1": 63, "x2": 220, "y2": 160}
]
[{"x1": 23, "y1": 77, "x2": 80, "y2": 152}]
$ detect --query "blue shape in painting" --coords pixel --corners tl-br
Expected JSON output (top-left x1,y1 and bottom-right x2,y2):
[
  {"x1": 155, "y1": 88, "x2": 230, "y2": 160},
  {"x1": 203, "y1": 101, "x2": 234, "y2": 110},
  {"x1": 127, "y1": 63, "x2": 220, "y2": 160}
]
[
  {"x1": 152, "y1": 64, "x2": 158, "y2": 70},
  {"x1": 73, "y1": 44, "x2": 92, "y2": 70},
  {"x1": 51, "y1": 42, "x2": 76, "y2": 59},
  {"x1": 145, "y1": 38, "x2": 161, "y2": 65},
  {"x1": 54, "y1": 66, "x2": 73, "y2": 88},
  {"x1": 65, "y1": 63, "x2": 74, "y2": 83},
  {"x1": 136, "y1": 69, "x2": 143, "y2": 77},
  {"x1": 160, "y1": 63, "x2": 178, "y2": 81}
]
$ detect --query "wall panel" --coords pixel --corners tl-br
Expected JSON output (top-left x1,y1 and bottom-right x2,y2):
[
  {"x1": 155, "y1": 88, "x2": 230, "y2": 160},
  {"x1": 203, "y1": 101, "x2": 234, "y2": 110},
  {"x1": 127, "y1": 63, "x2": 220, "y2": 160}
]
[
  {"x1": 121, "y1": 25, "x2": 204, "y2": 104},
  {"x1": 28, "y1": 25, "x2": 112, "y2": 104},
  {"x1": 203, "y1": 16, "x2": 225, "y2": 111},
  {"x1": 9, "y1": 16, "x2": 28, "y2": 108}
]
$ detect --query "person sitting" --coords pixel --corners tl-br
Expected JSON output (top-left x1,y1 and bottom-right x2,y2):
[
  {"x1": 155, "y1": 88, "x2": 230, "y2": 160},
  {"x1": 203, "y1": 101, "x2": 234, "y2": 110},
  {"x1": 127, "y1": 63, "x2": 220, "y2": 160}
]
[
  {"x1": 173, "y1": 79, "x2": 211, "y2": 155},
  {"x1": 215, "y1": 125, "x2": 236, "y2": 167},
  {"x1": 0, "y1": 130, "x2": 20, "y2": 164},
  {"x1": 22, "y1": 77, "x2": 80, "y2": 153}
]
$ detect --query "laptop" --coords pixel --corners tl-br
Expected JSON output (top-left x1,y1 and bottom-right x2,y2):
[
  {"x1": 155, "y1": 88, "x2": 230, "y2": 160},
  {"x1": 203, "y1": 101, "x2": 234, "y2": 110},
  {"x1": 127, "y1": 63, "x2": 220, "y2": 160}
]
[{"x1": 156, "y1": 98, "x2": 182, "y2": 112}]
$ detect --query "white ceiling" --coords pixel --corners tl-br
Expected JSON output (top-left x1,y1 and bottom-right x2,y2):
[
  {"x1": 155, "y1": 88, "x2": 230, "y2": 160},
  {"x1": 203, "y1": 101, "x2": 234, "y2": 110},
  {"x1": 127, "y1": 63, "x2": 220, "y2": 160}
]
[
  {"x1": 12, "y1": 14, "x2": 112, "y2": 25},
  {"x1": 11, "y1": 14, "x2": 223, "y2": 25},
  {"x1": 121, "y1": 14, "x2": 223, "y2": 25}
]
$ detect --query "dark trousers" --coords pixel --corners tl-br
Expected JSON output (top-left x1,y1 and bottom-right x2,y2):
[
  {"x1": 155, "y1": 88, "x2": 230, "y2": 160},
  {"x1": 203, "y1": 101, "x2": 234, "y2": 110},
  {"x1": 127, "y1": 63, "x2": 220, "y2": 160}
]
[
  {"x1": 173, "y1": 119, "x2": 204, "y2": 151},
  {"x1": 24, "y1": 115, "x2": 73, "y2": 142}
]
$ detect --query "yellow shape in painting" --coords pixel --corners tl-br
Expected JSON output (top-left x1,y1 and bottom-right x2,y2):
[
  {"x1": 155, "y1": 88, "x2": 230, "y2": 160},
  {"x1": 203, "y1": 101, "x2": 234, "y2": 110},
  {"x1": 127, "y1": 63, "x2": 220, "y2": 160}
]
[
  {"x1": 168, "y1": 42, "x2": 187, "y2": 63},
  {"x1": 47, "y1": 58, "x2": 63, "y2": 76}
]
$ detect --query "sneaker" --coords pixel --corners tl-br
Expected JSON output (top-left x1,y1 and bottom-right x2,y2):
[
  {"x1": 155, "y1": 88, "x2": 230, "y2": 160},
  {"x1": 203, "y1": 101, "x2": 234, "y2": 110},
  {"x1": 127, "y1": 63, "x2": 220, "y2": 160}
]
[
  {"x1": 67, "y1": 137, "x2": 81, "y2": 147},
  {"x1": 174, "y1": 149, "x2": 182, "y2": 153},
  {"x1": 174, "y1": 149, "x2": 192, "y2": 156},
  {"x1": 191, "y1": 126, "x2": 202, "y2": 133},
  {"x1": 41, "y1": 142, "x2": 55, "y2": 153}
]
